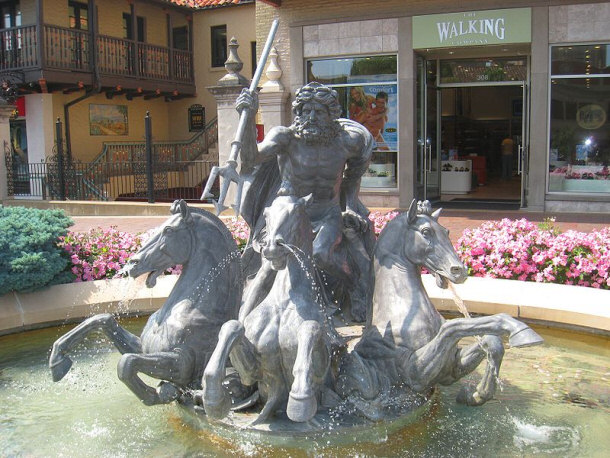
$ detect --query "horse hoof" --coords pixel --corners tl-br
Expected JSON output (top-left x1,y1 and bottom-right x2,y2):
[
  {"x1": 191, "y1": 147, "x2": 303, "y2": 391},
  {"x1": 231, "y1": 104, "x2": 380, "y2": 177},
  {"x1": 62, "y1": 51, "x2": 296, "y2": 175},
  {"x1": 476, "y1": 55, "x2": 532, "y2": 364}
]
[
  {"x1": 509, "y1": 327, "x2": 544, "y2": 348},
  {"x1": 157, "y1": 382, "x2": 180, "y2": 403},
  {"x1": 287, "y1": 391, "x2": 317, "y2": 422},
  {"x1": 50, "y1": 355, "x2": 73, "y2": 382},
  {"x1": 203, "y1": 393, "x2": 231, "y2": 419},
  {"x1": 456, "y1": 387, "x2": 487, "y2": 406}
]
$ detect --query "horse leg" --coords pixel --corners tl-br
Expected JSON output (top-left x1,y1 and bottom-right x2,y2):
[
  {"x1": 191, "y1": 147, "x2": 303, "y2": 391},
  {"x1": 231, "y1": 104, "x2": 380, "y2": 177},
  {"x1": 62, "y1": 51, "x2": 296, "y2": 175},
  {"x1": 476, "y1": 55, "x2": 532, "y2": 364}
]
[
  {"x1": 200, "y1": 320, "x2": 244, "y2": 419},
  {"x1": 239, "y1": 260, "x2": 276, "y2": 322},
  {"x1": 402, "y1": 314, "x2": 542, "y2": 392},
  {"x1": 287, "y1": 320, "x2": 325, "y2": 422},
  {"x1": 250, "y1": 377, "x2": 286, "y2": 426},
  {"x1": 117, "y1": 349, "x2": 194, "y2": 405},
  {"x1": 49, "y1": 313, "x2": 141, "y2": 382},
  {"x1": 436, "y1": 335, "x2": 505, "y2": 406}
]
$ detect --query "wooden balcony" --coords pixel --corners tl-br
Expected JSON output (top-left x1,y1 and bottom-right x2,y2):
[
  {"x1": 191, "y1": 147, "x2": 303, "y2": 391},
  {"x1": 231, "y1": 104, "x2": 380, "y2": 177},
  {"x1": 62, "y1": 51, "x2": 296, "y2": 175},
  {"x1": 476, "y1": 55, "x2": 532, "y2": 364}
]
[{"x1": 0, "y1": 24, "x2": 195, "y2": 94}]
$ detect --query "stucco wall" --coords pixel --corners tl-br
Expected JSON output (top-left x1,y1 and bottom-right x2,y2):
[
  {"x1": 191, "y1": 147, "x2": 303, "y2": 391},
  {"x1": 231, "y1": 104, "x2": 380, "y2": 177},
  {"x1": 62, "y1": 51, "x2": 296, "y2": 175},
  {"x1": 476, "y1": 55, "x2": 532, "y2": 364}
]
[
  {"x1": 53, "y1": 93, "x2": 171, "y2": 163},
  {"x1": 43, "y1": 0, "x2": 68, "y2": 27},
  {"x1": 167, "y1": 3, "x2": 256, "y2": 141}
]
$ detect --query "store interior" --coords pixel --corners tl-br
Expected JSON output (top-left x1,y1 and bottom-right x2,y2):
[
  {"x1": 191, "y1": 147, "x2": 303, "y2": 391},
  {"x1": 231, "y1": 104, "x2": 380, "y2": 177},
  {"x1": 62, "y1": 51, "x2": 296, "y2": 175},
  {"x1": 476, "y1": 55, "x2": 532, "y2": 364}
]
[{"x1": 439, "y1": 85, "x2": 523, "y2": 205}]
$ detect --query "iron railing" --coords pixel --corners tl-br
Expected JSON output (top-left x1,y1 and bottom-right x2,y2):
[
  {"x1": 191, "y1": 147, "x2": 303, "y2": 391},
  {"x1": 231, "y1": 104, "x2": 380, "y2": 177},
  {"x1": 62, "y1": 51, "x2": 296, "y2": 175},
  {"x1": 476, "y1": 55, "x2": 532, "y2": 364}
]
[
  {"x1": 90, "y1": 117, "x2": 218, "y2": 166},
  {"x1": 5, "y1": 159, "x2": 217, "y2": 202}
]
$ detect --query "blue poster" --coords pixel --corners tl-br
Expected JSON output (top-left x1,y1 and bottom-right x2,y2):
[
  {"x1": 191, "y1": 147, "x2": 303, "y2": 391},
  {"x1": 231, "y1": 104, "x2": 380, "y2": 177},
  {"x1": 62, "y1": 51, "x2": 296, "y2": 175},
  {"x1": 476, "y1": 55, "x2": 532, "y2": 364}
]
[{"x1": 347, "y1": 84, "x2": 398, "y2": 151}]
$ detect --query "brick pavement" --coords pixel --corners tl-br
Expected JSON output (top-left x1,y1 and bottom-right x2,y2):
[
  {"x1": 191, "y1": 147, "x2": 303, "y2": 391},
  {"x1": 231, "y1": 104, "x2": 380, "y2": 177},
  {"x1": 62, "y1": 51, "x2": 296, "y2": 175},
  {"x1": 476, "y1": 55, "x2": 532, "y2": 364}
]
[{"x1": 70, "y1": 207, "x2": 609, "y2": 244}]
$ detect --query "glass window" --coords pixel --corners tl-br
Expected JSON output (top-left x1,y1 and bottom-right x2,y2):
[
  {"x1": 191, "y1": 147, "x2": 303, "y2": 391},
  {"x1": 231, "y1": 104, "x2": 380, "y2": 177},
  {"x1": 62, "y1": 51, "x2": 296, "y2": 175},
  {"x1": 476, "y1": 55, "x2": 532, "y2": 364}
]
[
  {"x1": 307, "y1": 56, "x2": 398, "y2": 189},
  {"x1": 172, "y1": 26, "x2": 188, "y2": 51},
  {"x1": 548, "y1": 74, "x2": 610, "y2": 193},
  {"x1": 439, "y1": 57, "x2": 527, "y2": 84},
  {"x1": 551, "y1": 44, "x2": 610, "y2": 76},
  {"x1": 122, "y1": 13, "x2": 145, "y2": 42},
  {"x1": 69, "y1": 1, "x2": 88, "y2": 31},
  {"x1": 307, "y1": 56, "x2": 397, "y2": 85},
  {"x1": 211, "y1": 25, "x2": 227, "y2": 68}
]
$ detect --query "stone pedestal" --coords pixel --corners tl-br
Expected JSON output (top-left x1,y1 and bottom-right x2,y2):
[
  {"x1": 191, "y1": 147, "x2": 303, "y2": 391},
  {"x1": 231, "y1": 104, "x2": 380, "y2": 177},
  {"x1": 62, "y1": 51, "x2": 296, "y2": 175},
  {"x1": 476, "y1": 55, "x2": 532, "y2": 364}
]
[
  {"x1": 0, "y1": 104, "x2": 15, "y2": 202},
  {"x1": 206, "y1": 37, "x2": 250, "y2": 210},
  {"x1": 259, "y1": 47, "x2": 289, "y2": 130},
  {"x1": 259, "y1": 90, "x2": 289, "y2": 133}
]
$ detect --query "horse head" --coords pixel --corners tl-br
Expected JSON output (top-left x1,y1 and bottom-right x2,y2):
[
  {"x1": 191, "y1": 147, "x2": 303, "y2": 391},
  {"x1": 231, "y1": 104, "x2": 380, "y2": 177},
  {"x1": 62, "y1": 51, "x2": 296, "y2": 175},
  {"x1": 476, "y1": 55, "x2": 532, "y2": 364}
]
[
  {"x1": 403, "y1": 199, "x2": 467, "y2": 289},
  {"x1": 262, "y1": 194, "x2": 313, "y2": 271},
  {"x1": 124, "y1": 200, "x2": 195, "y2": 287}
]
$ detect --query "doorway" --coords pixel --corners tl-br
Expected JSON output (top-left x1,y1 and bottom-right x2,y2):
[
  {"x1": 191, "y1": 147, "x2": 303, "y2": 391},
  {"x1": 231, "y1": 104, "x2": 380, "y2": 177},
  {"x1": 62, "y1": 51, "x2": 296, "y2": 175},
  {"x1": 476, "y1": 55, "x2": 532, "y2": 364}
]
[
  {"x1": 439, "y1": 86, "x2": 522, "y2": 204},
  {"x1": 417, "y1": 56, "x2": 530, "y2": 209}
]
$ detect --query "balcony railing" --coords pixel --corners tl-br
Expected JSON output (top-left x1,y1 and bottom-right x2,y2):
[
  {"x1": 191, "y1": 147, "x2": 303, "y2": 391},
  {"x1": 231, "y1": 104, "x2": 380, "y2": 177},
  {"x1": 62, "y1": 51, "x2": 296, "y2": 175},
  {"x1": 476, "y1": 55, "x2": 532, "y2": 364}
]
[{"x1": 0, "y1": 24, "x2": 194, "y2": 84}]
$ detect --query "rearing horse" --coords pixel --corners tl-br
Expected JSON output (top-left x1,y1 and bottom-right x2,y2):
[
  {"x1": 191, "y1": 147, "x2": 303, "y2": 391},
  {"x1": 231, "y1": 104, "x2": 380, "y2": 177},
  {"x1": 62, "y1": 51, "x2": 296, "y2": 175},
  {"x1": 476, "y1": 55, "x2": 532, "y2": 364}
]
[
  {"x1": 337, "y1": 200, "x2": 543, "y2": 418},
  {"x1": 201, "y1": 194, "x2": 334, "y2": 425},
  {"x1": 49, "y1": 200, "x2": 242, "y2": 405}
]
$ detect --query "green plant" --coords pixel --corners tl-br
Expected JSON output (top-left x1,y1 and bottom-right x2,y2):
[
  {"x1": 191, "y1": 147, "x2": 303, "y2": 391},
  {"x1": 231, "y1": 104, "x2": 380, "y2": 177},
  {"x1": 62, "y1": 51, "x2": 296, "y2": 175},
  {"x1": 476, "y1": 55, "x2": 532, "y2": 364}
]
[{"x1": 0, "y1": 206, "x2": 74, "y2": 295}]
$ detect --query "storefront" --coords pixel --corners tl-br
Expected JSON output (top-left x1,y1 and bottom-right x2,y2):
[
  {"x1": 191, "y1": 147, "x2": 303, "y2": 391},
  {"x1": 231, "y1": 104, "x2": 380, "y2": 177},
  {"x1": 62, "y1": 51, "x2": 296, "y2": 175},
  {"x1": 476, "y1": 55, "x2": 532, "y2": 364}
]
[{"x1": 257, "y1": 1, "x2": 610, "y2": 213}]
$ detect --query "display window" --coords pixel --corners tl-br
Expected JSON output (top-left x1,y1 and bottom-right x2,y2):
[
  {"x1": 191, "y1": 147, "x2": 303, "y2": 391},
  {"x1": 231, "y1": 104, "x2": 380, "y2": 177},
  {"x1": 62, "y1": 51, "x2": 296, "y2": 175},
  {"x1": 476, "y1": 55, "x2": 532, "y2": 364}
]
[
  {"x1": 306, "y1": 56, "x2": 398, "y2": 189},
  {"x1": 549, "y1": 44, "x2": 610, "y2": 194}
]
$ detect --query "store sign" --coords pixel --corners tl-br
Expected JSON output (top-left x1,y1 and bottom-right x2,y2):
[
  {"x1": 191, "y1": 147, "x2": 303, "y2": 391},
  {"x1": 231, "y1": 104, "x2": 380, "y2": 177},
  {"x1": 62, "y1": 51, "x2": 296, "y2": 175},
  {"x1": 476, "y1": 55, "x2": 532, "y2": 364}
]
[
  {"x1": 413, "y1": 8, "x2": 531, "y2": 49},
  {"x1": 577, "y1": 104, "x2": 606, "y2": 130},
  {"x1": 188, "y1": 104, "x2": 205, "y2": 132}
]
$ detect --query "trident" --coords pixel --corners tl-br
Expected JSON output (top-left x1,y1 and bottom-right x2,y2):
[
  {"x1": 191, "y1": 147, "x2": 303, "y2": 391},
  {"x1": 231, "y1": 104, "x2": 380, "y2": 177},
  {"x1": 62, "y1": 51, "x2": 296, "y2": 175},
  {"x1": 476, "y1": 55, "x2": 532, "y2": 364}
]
[{"x1": 200, "y1": 19, "x2": 280, "y2": 216}]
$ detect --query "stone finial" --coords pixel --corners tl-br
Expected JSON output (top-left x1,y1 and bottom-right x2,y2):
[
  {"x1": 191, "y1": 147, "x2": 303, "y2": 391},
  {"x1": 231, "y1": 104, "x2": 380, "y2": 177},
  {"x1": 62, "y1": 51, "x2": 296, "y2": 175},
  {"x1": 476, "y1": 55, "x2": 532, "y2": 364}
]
[
  {"x1": 261, "y1": 47, "x2": 283, "y2": 92},
  {"x1": 218, "y1": 37, "x2": 249, "y2": 87}
]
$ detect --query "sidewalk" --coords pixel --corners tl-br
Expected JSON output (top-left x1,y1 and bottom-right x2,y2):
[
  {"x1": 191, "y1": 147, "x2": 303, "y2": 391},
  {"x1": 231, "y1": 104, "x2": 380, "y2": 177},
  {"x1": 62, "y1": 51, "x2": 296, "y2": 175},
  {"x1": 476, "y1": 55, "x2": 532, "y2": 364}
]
[{"x1": 69, "y1": 206, "x2": 609, "y2": 244}]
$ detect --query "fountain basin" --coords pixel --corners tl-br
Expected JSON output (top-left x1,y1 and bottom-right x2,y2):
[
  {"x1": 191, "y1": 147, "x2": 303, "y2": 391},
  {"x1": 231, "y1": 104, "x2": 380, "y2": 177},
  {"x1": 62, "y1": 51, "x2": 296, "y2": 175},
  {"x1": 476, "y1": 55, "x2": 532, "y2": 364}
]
[
  {"x1": 1, "y1": 275, "x2": 608, "y2": 336},
  {"x1": 0, "y1": 318, "x2": 608, "y2": 456}
]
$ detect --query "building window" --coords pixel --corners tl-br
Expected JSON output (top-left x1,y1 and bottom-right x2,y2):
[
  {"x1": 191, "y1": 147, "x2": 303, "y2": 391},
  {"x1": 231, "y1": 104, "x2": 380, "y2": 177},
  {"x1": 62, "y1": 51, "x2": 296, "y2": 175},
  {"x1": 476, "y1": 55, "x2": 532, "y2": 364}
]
[
  {"x1": 307, "y1": 55, "x2": 399, "y2": 189},
  {"x1": 1, "y1": 1, "x2": 21, "y2": 29},
  {"x1": 123, "y1": 13, "x2": 145, "y2": 42},
  {"x1": 172, "y1": 26, "x2": 188, "y2": 51},
  {"x1": 548, "y1": 44, "x2": 610, "y2": 194},
  {"x1": 68, "y1": 1, "x2": 88, "y2": 30},
  {"x1": 211, "y1": 25, "x2": 227, "y2": 67}
]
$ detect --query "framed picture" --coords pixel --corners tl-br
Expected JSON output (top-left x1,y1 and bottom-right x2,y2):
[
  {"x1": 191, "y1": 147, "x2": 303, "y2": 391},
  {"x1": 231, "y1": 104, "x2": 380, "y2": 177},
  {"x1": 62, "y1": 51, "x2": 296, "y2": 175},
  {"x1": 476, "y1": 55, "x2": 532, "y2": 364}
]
[{"x1": 89, "y1": 104, "x2": 128, "y2": 136}]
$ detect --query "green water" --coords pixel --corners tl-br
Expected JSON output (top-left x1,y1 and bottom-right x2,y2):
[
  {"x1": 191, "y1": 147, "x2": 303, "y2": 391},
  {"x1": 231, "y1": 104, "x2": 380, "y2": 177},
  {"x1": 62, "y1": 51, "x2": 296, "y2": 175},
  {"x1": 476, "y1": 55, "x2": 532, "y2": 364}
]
[{"x1": 1, "y1": 318, "x2": 608, "y2": 457}]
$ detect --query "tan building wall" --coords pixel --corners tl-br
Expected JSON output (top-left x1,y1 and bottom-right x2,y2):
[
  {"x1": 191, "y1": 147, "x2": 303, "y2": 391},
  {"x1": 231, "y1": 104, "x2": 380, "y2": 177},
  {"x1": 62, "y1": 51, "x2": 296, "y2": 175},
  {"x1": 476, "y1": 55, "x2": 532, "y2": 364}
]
[
  {"x1": 168, "y1": 3, "x2": 256, "y2": 140},
  {"x1": 52, "y1": 93, "x2": 171, "y2": 162},
  {"x1": 43, "y1": 0, "x2": 69, "y2": 27}
]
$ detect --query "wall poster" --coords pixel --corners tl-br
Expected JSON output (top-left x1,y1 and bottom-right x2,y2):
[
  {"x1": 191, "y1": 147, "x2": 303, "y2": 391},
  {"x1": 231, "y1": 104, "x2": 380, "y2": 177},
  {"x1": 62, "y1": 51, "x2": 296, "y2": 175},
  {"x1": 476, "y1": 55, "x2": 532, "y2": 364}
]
[
  {"x1": 347, "y1": 83, "x2": 398, "y2": 152},
  {"x1": 89, "y1": 104, "x2": 128, "y2": 136}
]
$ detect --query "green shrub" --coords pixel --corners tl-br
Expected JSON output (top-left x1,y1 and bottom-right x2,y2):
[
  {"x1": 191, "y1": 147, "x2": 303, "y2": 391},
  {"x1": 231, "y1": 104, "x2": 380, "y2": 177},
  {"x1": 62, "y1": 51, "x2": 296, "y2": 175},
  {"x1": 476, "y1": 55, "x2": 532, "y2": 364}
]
[{"x1": 0, "y1": 206, "x2": 74, "y2": 295}]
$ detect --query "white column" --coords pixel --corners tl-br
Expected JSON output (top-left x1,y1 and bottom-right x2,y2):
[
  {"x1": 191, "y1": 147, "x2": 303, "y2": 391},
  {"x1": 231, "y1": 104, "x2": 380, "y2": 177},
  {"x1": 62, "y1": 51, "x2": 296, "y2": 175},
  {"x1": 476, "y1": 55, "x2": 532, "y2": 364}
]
[
  {"x1": 259, "y1": 47, "x2": 289, "y2": 131},
  {"x1": 25, "y1": 94, "x2": 55, "y2": 163},
  {"x1": 0, "y1": 104, "x2": 14, "y2": 201}
]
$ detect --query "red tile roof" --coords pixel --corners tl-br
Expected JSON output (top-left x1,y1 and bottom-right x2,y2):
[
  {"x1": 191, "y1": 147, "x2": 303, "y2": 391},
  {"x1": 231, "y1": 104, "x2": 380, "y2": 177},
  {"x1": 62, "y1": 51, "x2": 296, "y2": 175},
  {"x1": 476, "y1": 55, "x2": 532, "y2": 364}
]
[{"x1": 169, "y1": 0, "x2": 247, "y2": 9}]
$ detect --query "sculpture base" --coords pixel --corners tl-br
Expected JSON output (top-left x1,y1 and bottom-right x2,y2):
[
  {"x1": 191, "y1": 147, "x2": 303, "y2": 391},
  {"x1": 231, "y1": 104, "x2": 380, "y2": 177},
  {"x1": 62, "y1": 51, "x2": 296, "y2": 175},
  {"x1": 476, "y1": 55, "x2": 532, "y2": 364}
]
[{"x1": 176, "y1": 388, "x2": 436, "y2": 448}]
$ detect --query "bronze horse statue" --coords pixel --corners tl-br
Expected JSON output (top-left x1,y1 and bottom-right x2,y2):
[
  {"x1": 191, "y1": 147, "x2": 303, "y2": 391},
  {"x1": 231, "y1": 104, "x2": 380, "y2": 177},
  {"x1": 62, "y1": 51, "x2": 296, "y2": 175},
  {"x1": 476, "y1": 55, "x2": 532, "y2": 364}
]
[
  {"x1": 49, "y1": 200, "x2": 242, "y2": 405},
  {"x1": 336, "y1": 200, "x2": 543, "y2": 419},
  {"x1": 200, "y1": 194, "x2": 336, "y2": 424}
]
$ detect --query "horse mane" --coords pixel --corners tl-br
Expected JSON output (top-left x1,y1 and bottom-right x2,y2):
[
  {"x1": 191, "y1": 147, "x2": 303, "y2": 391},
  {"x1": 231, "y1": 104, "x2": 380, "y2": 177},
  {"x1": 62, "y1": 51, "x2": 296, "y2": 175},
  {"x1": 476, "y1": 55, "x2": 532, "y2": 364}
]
[{"x1": 187, "y1": 207, "x2": 240, "y2": 253}]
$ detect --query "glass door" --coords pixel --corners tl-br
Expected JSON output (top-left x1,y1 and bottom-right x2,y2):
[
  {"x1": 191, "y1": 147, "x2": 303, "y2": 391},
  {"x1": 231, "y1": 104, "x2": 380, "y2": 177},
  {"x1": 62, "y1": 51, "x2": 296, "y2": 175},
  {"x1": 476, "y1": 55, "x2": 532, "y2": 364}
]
[
  {"x1": 416, "y1": 57, "x2": 441, "y2": 201},
  {"x1": 518, "y1": 83, "x2": 529, "y2": 207}
]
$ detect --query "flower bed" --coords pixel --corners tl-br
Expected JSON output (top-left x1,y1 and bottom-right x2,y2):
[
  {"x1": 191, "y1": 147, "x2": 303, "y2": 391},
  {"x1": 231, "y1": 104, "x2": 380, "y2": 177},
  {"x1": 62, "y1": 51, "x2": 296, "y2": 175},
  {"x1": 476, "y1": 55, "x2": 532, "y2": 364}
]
[
  {"x1": 61, "y1": 213, "x2": 609, "y2": 290},
  {"x1": 457, "y1": 218, "x2": 610, "y2": 289}
]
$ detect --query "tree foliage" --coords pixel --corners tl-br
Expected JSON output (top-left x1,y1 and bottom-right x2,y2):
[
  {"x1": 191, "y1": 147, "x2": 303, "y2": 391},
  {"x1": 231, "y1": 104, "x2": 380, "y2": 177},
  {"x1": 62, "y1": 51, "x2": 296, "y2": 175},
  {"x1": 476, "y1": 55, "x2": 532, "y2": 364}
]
[{"x1": 0, "y1": 206, "x2": 74, "y2": 295}]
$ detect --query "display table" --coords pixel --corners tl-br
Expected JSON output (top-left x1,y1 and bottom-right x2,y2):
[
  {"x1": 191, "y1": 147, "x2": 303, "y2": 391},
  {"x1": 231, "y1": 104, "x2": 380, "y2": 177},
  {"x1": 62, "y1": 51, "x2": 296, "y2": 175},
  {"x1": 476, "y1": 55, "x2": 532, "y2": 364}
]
[{"x1": 441, "y1": 160, "x2": 472, "y2": 194}]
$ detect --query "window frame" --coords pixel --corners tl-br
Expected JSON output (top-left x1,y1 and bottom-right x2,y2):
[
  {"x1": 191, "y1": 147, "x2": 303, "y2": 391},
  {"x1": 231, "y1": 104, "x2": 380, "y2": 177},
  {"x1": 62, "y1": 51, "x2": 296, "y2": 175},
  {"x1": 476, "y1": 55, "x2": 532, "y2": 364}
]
[
  {"x1": 547, "y1": 42, "x2": 610, "y2": 196},
  {"x1": 68, "y1": 1, "x2": 88, "y2": 31},
  {"x1": 211, "y1": 24, "x2": 227, "y2": 68}
]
